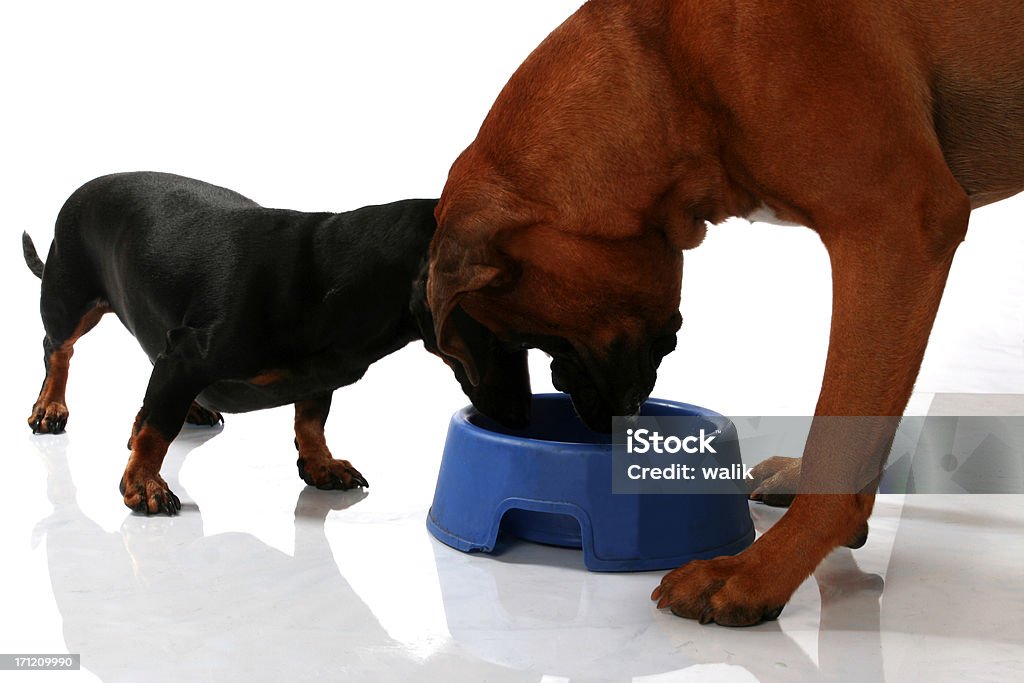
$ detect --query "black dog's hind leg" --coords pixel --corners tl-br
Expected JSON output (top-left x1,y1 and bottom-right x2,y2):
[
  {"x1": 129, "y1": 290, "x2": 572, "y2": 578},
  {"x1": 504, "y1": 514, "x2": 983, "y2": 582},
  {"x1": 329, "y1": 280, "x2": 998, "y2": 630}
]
[
  {"x1": 294, "y1": 394, "x2": 369, "y2": 490},
  {"x1": 121, "y1": 326, "x2": 214, "y2": 515},
  {"x1": 186, "y1": 401, "x2": 223, "y2": 427},
  {"x1": 28, "y1": 300, "x2": 110, "y2": 434}
]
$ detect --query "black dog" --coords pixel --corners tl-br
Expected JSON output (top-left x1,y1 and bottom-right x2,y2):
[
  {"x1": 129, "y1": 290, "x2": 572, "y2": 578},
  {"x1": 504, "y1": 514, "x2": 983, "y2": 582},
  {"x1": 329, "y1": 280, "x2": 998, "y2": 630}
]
[{"x1": 24, "y1": 172, "x2": 530, "y2": 514}]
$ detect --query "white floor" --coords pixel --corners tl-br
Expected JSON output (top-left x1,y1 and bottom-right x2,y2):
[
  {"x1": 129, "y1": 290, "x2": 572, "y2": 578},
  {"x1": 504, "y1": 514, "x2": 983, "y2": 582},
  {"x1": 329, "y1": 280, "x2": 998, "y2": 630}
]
[{"x1": 3, "y1": 418, "x2": 1022, "y2": 683}]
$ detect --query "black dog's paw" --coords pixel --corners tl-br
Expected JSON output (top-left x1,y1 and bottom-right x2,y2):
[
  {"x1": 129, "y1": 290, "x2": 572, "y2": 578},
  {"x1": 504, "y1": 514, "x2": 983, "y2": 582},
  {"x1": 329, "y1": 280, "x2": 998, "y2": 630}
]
[
  {"x1": 27, "y1": 401, "x2": 69, "y2": 434},
  {"x1": 119, "y1": 472, "x2": 182, "y2": 515},
  {"x1": 185, "y1": 401, "x2": 223, "y2": 427},
  {"x1": 296, "y1": 455, "x2": 369, "y2": 490}
]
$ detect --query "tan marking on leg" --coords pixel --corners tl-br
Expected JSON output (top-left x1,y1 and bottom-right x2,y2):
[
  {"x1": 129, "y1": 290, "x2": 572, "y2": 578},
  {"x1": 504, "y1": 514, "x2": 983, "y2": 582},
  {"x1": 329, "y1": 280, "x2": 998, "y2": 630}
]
[
  {"x1": 126, "y1": 410, "x2": 144, "y2": 450},
  {"x1": 28, "y1": 302, "x2": 110, "y2": 433},
  {"x1": 120, "y1": 422, "x2": 181, "y2": 515},
  {"x1": 293, "y1": 400, "x2": 367, "y2": 489}
]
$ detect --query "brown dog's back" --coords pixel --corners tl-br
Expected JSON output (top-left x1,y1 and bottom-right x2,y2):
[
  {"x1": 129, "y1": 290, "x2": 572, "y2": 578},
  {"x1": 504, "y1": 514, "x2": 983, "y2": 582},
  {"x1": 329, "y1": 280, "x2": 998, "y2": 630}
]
[{"x1": 910, "y1": 0, "x2": 1024, "y2": 205}]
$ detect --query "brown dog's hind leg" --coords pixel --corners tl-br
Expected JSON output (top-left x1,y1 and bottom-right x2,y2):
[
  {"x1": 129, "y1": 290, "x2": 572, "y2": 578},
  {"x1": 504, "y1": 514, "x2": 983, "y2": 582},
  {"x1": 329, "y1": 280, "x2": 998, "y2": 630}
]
[
  {"x1": 746, "y1": 455, "x2": 800, "y2": 507},
  {"x1": 747, "y1": 457, "x2": 871, "y2": 547},
  {"x1": 28, "y1": 301, "x2": 110, "y2": 434},
  {"x1": 294, "y1": 394, "x2": 368, "y2": 490}
]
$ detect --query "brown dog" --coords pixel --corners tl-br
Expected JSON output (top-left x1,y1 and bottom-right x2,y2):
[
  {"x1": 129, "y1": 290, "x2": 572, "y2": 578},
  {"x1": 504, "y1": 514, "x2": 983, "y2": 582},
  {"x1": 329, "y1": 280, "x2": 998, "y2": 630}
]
[{"x1": 428, "y1": 0, "x2": 1023, "y2": 625}]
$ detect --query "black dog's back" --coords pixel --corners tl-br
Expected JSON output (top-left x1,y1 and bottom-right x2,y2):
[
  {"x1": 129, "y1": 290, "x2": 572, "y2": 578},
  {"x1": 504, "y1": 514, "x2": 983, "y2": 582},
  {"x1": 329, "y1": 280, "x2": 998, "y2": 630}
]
[
  {"x1": 34, "y1": 173, "x2": 263, "y2": 355},
  {"x1": 24, "y1": 172, "x2": 531, "y2": 513},
  {"x1": 29, "y1": 172, "x2": 438, "y2": 411}
]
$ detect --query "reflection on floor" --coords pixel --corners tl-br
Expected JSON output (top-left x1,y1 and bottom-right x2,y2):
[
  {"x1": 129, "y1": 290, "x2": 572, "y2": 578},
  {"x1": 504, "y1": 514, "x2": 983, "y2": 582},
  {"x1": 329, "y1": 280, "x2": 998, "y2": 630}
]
[{"x1": 6, "y1": 406, "x2": 1022, "y2": 682}]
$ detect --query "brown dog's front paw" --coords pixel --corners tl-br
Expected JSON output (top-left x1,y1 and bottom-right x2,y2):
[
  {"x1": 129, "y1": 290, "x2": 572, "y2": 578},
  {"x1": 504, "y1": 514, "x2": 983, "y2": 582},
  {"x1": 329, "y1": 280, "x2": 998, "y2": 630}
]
[
  {"x1": 651, "y1": 555, "x2": 787, "y2": 627},
  {"x1": 27, "y1": 401, "x2": 69, "y2": 434},
  {"x1": 747, "y1": 456, "x2": 801, "y2": 507},
  {"x1": 119, "y1": 472, "x2": 181, "y2": 515},
  {"x1": 296, "y1": 455, "x2": 368, "y2": 490}
]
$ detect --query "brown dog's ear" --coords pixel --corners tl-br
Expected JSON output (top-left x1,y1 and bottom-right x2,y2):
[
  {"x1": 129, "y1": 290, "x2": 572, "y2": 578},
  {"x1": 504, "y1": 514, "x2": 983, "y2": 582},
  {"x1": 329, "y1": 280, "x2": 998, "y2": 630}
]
[
  {"x1": 429, "y1": 180, "x2": 537, "y2": 385},
  {"x1": 436, "y1": 303, "x2": 532, "y2": 427},
  {"x1": 427, "y1": 258, "x2": 505, "y2": 386},
  {"x1": 412, "y1": 264, "x2": 531, "y2": 427}
]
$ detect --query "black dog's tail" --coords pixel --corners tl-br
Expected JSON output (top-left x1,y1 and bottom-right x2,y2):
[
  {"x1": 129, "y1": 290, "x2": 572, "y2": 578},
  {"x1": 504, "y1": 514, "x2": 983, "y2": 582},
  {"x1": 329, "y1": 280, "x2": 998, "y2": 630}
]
[{"x1": 22, "y1": 232, "x2": 45, "y2": 279}]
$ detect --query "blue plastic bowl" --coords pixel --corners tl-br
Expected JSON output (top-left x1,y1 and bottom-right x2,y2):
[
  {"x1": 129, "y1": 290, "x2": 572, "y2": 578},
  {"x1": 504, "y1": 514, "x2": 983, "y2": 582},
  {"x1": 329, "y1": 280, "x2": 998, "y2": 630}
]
[{"x1": 427, "y1": 393, "x2": 755, "y2": 571}]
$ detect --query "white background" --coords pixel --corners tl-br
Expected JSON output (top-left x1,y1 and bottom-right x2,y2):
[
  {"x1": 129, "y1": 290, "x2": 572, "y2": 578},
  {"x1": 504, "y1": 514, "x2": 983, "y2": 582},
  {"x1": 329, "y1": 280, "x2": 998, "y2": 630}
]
[
  {"x1": 3, "y1": 0, "x2": 1023, "y2": 418},
  {"x1": 1, "y1": 0, "x2": 1022, "y2": 671}
]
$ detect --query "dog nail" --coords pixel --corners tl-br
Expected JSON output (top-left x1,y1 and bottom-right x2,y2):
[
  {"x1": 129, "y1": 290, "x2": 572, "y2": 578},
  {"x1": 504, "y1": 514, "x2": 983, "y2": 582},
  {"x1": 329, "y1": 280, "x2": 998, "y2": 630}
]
[
  {"x1": 699, "y1": 607, "x2": 715, "y2": 624},
  {"x1": 764, "y1": 606, "x2": 784, "y2": 621}
]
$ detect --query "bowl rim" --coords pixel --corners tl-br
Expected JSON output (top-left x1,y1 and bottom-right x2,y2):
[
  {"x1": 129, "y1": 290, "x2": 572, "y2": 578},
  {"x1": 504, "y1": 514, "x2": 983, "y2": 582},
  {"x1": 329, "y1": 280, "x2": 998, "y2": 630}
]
[{"x1": 452, "y1": 392, "x2": 731, "y2": 449}]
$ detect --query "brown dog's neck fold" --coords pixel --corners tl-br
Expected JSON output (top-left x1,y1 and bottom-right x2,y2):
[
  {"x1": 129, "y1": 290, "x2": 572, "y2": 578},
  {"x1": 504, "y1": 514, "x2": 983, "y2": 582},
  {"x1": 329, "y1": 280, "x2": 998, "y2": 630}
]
[{"x1": 441, "y1": 5, "x2": 786, "y2": 249}]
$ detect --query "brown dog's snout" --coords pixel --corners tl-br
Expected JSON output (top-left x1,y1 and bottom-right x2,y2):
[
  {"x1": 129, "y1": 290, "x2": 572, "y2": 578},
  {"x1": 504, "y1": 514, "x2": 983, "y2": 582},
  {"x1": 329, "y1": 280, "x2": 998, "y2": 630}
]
[{"x1": 551, "y1": 342, "x2": 659, "y2": 432}]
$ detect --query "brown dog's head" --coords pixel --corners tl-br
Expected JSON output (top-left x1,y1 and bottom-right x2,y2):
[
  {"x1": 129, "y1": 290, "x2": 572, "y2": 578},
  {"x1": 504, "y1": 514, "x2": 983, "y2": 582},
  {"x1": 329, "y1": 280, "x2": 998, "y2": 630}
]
[
  {"x1": 427, "y1": 2, "x2": 726, "y2": 431},
  {"x1": 428, "y1": 164, "x2": 684, "y2": 432}
]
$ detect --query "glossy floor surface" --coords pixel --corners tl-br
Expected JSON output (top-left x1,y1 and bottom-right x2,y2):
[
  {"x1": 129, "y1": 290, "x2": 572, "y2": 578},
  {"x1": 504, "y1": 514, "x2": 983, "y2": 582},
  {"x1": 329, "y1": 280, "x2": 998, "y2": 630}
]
[{"x1": 3, "y1": 390, "x2": 1023, "y2": 682}]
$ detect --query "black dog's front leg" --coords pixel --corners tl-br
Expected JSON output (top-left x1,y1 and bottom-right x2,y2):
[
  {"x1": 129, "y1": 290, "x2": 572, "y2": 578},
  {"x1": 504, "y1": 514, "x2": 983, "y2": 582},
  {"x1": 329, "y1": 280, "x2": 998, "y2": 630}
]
[
  {"x1": 121, "y1": 327, "x2": 213, "y2": 515},
  {"x1": 293, "y1": 393, "x2": 368, "y2": 490}
]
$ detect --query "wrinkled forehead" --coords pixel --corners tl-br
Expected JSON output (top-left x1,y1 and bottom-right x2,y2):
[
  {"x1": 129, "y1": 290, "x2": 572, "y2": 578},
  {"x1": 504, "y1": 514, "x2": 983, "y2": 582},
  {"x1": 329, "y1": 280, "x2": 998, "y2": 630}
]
[{"x1": 519, "y1": 237, "x2": 678, "y2": 316}]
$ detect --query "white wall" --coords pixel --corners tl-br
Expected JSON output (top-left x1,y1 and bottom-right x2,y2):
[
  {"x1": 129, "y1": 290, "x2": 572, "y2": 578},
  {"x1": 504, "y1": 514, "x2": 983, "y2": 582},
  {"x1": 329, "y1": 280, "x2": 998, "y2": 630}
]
[{"x1": 2, "y1": 0, "x2": 1021, "y2": 428}]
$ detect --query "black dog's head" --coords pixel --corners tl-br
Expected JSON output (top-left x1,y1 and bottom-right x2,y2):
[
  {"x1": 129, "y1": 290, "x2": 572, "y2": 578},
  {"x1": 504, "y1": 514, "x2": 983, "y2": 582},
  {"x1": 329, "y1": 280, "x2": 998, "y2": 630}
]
[{"x1": 410, "y1": 264, "x2": 531, "y2": 428}]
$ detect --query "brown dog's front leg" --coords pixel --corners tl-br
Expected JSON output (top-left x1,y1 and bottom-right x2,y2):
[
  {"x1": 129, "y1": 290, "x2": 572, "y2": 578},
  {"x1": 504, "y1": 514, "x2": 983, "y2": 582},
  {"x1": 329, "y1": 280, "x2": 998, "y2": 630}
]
[
  {"x1": 294, "y1": 394, "x2": 368, "y2": 490},
  {"x1": 655, "y1": 188, "x2": 970, "y2": 625}
]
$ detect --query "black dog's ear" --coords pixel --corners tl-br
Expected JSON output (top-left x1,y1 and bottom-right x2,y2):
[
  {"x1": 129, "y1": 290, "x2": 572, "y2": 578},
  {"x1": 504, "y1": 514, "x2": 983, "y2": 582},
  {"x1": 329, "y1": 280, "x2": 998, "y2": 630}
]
[{"x1": 412, "y1": 266, "x2": 531, "y2": 428}]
